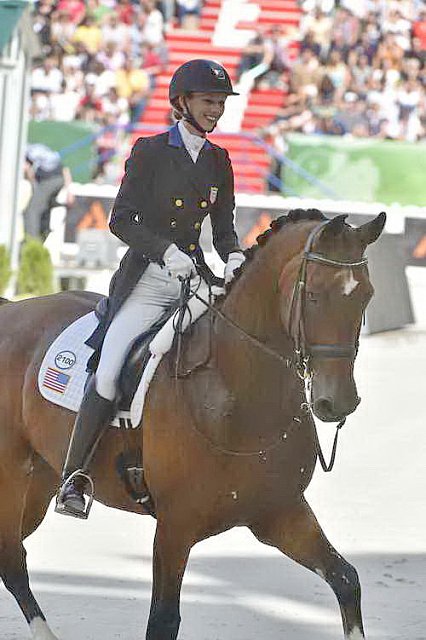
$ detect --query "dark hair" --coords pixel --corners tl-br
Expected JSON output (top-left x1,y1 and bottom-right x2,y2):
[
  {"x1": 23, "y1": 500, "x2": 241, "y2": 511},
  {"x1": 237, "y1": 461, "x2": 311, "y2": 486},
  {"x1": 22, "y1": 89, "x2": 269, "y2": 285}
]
[{"x1": 171, "y1": 97, "x2": 183, "y2": 120}]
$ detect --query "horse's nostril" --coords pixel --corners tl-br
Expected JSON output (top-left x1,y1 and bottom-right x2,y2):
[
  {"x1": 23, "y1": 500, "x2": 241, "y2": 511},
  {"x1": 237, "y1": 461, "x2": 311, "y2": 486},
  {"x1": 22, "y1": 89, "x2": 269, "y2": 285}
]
[
  {"x1": 313, "y1": 395, "x2": 360, "y2": 421},
  {"x1": 313, "y1": 397, "x2": 335, "y2": 420}
]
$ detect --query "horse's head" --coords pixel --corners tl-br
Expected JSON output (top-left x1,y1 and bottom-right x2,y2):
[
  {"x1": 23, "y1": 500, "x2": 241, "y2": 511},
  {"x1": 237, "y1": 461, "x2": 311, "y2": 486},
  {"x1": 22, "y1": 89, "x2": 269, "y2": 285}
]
[{"x1": 279, "y1": 211, "x2": 386, "y2": 422}]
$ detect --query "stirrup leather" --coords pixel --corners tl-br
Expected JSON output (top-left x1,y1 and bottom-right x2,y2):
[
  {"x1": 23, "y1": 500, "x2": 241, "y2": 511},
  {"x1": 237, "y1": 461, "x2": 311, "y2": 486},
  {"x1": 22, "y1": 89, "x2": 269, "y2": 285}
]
[{"x1": 55, "y1": 470, "x2": 95, "y2": 520}]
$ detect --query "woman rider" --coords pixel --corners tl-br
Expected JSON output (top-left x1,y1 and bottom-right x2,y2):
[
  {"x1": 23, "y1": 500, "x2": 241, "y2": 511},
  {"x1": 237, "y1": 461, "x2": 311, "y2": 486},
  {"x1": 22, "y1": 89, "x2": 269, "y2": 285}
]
[{"x1": 55, "y1": 59, "x2": 246, "y2": 518}]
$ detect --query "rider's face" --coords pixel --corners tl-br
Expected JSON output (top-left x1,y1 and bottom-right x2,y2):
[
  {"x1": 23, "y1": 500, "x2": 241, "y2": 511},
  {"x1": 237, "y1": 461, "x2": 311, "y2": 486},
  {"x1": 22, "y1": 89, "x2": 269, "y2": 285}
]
[{"x1": 180, "y1": 92, "x2": 228, "y2": 135}]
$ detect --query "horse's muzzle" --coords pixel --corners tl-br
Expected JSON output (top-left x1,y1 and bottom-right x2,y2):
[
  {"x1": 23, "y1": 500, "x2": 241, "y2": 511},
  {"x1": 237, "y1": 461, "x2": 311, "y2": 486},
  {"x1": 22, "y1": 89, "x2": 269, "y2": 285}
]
[{"x1": 313, "y1": 394, "x2": 361, "y2": 422}]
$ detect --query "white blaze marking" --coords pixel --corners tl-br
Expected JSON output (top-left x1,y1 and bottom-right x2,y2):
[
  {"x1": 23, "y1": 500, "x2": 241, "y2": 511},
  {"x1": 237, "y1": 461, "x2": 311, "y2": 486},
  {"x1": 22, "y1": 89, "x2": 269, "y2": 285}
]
[
  {"x1": 29, "y1": 617, "x2": 60, "y2": 640},
  {"x1": 336, "y1": 269, "x2": 359, "y2": 296},
  {"x1": 348, "y1": 628, "x2": 364, "y2": 639}
]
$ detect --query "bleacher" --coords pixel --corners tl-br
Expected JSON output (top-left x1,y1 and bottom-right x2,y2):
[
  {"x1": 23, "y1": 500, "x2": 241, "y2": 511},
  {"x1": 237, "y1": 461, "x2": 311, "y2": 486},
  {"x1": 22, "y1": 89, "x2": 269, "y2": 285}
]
[{"x1": 135, "y1": 0, "x2": 302, "y2": 194}]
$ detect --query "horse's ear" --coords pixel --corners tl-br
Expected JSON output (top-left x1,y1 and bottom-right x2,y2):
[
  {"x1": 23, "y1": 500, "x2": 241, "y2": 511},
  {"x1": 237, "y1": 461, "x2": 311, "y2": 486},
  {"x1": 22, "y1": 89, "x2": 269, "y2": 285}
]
[
  {"x1": 320, "y1": 214, "x2": 348, "y2": 239},
  {"x1": 356, "y1": 212, "x2": 386, "y2": 246}
]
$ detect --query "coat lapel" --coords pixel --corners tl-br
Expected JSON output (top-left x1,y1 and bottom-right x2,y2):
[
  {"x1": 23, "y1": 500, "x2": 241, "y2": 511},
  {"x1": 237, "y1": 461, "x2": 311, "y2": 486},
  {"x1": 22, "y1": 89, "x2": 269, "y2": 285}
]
[{"x1": 167, "y1": 124, "x2": 219, "y2": 199}]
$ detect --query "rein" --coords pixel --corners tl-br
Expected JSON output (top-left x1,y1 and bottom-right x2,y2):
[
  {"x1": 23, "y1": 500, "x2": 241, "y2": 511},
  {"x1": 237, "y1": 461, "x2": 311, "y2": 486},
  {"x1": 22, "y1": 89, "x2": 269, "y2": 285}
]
[
  {"x1": 188, "y1": 291, "x2": 294, "y2": 370},
  {"x1": 174, "y1": 220, "x2": 368, "y2": 470}
]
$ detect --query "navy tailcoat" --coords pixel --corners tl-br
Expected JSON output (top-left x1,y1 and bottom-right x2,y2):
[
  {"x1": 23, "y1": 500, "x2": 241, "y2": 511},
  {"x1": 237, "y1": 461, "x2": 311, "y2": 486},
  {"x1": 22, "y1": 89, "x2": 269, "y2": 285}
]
[{"x1": 85, "y1": 124, "x2": 241, "y2": 369}]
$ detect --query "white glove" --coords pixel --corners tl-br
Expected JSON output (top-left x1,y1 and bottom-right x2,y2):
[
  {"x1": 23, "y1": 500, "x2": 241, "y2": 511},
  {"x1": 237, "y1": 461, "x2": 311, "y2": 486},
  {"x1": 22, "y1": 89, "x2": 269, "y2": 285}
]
[
  {"x1": 163, "y1": 244, "x2": 195, "y2": 279},
  {"x1": 224, "y1": 251, "x2": 245, "y2": 284}
]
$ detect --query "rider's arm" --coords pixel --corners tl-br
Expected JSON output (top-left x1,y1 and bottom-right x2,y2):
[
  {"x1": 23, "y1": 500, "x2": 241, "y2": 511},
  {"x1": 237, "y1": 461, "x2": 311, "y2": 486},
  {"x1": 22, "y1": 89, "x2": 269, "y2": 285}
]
[{"x1": 109, "y1": 138, "x2": 171, "y2": 262}]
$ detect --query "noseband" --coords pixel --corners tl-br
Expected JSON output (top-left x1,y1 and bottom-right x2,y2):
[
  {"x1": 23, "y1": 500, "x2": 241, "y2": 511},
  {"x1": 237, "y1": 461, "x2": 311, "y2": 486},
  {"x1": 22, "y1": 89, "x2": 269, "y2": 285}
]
[{"x1": 288, "y1": 220, "x2": 368, "y2": 378}]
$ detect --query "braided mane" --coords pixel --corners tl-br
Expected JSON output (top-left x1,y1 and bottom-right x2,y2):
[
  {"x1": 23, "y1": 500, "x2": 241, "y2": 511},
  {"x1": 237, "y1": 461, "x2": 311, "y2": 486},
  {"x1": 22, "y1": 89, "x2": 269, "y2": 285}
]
[
  {"x1": 226, "y1": 208, "x2": 327, "y2": 290},
  {"x1": 245, "y1": 208, "x2": 326, "y2": 259}
]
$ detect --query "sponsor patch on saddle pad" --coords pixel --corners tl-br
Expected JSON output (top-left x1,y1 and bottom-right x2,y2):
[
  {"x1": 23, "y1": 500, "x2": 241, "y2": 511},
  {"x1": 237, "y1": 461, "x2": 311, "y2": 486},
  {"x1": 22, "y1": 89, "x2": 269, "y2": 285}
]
[
  {"x1": 38, "y1": 281, "x2": 223, "y2": 429},
  {"x1": 38, "y1": 311, "x2": 134, "y2": 428}
]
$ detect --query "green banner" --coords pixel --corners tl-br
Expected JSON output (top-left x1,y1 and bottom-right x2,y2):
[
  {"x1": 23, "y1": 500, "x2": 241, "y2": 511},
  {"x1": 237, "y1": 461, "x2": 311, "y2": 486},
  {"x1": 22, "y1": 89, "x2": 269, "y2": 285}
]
[
  {"x1": 28, "y1": 120, "x2": 97, "y2": 183},
  {"x1": 285, "y1": 133, "x2": 426, "y2": 206}
]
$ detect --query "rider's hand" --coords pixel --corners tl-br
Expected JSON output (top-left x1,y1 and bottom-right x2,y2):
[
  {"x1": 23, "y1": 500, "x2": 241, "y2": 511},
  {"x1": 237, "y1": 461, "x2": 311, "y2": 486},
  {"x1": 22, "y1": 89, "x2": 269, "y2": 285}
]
[
  {"x1": 224, "y1": 252, "x2": 245, "y2": 284},
  {"x1": 163, "y1": 244, "x2": 195, "y2": 280}
]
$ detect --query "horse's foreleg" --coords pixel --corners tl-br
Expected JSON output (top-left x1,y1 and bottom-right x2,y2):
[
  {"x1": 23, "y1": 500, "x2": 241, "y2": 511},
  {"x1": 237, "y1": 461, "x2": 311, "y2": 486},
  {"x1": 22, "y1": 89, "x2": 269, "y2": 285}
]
[
  {"x1": 146, "y1": 521, "x2": 192, "y2": 640},
  {"x1": 250, "y1": 497, "x2": 365, "y2": 639},
  {"x1": 0, "y1": 456, "x2": 60, "y2": 640},
  {"x1": 23, "y1": 453, "x2": 58, "y2": 539}
]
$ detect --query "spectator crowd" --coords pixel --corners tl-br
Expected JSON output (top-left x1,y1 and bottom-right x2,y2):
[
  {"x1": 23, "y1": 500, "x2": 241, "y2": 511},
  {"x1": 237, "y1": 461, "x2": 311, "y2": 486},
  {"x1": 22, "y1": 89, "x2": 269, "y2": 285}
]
[
  {"x1": 236, "y1": 1, "x2": 426, "y2": 144},
  {"x1": 29, "y1": 0, "x2": 425, "y2": 182},
  {"x1": 29, "y1": 0, "x2": 205, "y2": 177}
]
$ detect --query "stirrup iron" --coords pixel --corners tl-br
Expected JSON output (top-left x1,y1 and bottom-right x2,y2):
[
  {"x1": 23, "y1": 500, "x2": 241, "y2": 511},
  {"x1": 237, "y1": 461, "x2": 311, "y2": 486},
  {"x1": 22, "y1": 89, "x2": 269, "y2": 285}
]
[{"x1": 55, "y1": 470, "x2": 95, "y2": 520}]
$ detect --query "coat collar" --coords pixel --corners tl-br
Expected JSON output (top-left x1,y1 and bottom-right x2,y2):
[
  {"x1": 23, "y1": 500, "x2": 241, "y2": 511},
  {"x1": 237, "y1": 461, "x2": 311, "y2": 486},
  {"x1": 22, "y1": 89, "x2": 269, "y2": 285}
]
[{"x1": 167, "y1": 123, "x2": 213, "y2": 150}]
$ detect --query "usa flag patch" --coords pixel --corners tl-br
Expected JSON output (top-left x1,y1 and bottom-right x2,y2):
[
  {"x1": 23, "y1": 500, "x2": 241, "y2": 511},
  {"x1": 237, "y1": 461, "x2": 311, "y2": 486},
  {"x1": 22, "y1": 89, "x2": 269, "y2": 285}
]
[{"x1": 42, "y1": 367, "x2": 70, "y2": 394}]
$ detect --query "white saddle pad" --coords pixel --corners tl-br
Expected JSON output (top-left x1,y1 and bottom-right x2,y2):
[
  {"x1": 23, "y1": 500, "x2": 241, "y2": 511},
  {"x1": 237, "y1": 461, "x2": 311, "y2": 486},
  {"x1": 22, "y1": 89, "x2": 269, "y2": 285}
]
[{"x1": 38, "y1": 281, "x2": 223, "y2": 429}]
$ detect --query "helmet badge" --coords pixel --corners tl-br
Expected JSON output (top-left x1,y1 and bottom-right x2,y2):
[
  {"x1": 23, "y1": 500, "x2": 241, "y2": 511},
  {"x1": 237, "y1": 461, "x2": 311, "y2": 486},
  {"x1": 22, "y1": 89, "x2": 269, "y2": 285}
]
[{"x1": 211, "y1": 67, "x2": 226, "y2": 80}]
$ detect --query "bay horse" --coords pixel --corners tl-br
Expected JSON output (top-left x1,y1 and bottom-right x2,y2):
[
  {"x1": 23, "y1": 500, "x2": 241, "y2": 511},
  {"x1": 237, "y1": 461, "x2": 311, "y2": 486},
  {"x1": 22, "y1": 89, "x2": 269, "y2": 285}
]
[{"x1": 0, "y1": 209, "x2": 385, "y2": 640}]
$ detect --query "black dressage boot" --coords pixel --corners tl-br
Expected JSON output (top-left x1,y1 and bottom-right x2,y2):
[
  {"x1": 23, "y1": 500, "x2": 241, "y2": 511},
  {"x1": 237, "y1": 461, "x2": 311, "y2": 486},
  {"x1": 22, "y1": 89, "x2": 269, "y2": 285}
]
[{"x1": 55, "y1": 378, "x2": 116, "y2": 519}]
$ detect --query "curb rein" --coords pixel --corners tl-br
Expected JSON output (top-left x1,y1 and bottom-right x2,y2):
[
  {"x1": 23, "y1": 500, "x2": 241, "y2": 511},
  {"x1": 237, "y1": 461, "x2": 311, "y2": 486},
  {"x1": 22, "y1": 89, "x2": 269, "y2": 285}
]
[{"x1": 175, "y1": 220, "x2": 368, "y2": 471}]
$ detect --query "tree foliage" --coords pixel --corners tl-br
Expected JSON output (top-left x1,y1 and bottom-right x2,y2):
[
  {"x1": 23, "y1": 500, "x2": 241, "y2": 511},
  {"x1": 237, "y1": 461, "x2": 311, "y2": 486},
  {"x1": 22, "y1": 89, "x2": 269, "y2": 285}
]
[{"x1": 17, "y1": 237, "x2": 54, "y2": 296}]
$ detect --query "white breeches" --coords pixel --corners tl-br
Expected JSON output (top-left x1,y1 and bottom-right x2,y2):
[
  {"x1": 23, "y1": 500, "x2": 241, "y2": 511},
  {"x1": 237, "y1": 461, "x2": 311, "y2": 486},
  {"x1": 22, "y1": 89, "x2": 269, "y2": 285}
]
[{"x1": 95, "y1": 262, "x2": 183, "y2": 400}]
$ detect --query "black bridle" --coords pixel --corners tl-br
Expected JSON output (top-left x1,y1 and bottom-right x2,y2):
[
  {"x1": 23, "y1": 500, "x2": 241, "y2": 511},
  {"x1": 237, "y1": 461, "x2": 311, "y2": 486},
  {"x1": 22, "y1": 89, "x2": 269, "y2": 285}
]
[{"x1": 288, "y1": 220, "x2": 368, "y2": 379}]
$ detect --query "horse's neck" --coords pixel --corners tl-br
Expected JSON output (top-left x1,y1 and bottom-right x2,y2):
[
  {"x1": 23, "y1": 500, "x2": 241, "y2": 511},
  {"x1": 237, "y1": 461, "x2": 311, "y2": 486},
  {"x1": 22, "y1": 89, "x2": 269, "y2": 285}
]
[
  {"x1": 220, "y1": 232, "x2": 300, "y2": 351},
  {"x1": 216, "y1": 239, "x2": 296, "y2": 390},
  {"x1": 223, "y1": 262, "x2": 275, "y2": 333},
  {"x1": 210, "y1": 240, "x2": 304, "y2": 441}
]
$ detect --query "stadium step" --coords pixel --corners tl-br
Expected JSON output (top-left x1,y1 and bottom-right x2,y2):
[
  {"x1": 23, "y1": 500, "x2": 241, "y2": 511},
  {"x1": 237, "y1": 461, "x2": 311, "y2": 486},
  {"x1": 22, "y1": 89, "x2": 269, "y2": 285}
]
[
  {"x1": 168, "y1": 50, "x2": 239, "y2": 70},
  {"x1": 166, "y1": 39, "x2": 241, "y2": 56},
  {"x1": 242, "y1": 113, "x2": 277, "y2": 129},
  {"x1": 165, "y1": 28, "x2": 211, "y2": 42},
  {"x1": 237, "y1": 15, "x2": 300, "y2": 30},
  {"x1": 204, "y1": 0, "x2": 301, "y2": 11},
  {"x1": 244, "y1": 102, "x2": 283, "y2": 117},
  {"x1": 234, "y1": 175, "x2": 268, "y2": 193},
  {"x1": 249, "y1": 89, "x2": 287, "y2": 106}
]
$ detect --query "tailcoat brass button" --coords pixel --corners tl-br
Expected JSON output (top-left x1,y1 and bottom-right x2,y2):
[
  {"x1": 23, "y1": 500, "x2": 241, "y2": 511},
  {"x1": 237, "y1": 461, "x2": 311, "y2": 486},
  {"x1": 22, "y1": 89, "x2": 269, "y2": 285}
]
[
  {"x1": 170, "y1": 219, "x2": 177, "y2": 228},
  {"x1": 200, "y1": 200, "x2": 208, "y2": 209},
  {"x1": 175, "y1": 198, "x2": 183, "y2": 207},
  {"x1": 194, "y1": 221, "x2": 201, "y2": 230},
  {"x1": 188, "y1": 243, "x2": 196, "y2": 252}
]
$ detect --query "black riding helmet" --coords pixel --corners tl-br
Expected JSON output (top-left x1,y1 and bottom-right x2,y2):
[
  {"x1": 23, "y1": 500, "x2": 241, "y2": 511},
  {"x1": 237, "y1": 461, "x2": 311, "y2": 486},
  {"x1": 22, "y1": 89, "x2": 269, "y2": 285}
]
[
  {"x1": 169, "y1": 59, "x2": 239, "y2": 101},
  {"x1": 169, "y1": 59, "x2": 239, "y2": 133}
]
